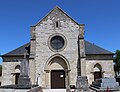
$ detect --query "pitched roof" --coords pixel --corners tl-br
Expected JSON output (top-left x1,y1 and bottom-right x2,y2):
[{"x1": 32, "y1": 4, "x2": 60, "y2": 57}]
[
  {"x1": 1, "y1": 41, "x2": 113, "y2": 57},
  {"x1": 1, "y1": 43, "x2": 30, "y2": 57},
  {"x1": 85, "y1": 41, "x2": 113, "y2": 55}
]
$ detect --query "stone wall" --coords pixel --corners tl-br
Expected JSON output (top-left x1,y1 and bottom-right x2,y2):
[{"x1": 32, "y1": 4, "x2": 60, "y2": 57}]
[
  {"x1": 0, "y1": 89, "x2": 28, "y2": 92},
  {"x1": 2, "y1": 61, "x2": 20, "y2": 86},
  {"x1": 86, "y1": 60, "x2": 115, "y2": 84},
  {"x1": 29, "y1": 7, "x2": 84, "y2": 88},
  {"x1": 0, "y1": 87, "x2": 42, "y2": 92}
]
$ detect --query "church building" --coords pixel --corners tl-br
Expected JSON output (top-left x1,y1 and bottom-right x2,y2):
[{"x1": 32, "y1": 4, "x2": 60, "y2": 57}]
[{"x1": 1, "y1": 7, "x2": 114, "y2": 89}]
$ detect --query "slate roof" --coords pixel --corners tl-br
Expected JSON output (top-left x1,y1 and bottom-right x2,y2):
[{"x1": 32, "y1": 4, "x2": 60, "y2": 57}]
[
  {"x1": 1, "y1": 43, "x2": 30, "y2": 57},
  {"x1": 1, "y1": 41, "x2": 113, "y2": 57},
  {"x1": 85, "y1": 41, "x2": 114, "y2": 55}
]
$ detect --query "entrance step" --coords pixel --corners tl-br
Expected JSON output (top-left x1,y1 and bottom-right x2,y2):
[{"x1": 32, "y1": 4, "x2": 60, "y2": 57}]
[{"x1": 43, "y1": 89, "x2": 66, "y2": 92}]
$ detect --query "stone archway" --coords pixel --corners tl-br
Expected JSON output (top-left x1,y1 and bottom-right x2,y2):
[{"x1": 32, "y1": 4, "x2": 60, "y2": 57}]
[
  {"x1": 14, "y1": 65, "x2": 20, "y2": 84},
  {"x1": 44, "y1": 54, "x2": 70, "y2": 89},
  {"x1": 94, "y1": 63, "x2": 102, "y2": 81}
]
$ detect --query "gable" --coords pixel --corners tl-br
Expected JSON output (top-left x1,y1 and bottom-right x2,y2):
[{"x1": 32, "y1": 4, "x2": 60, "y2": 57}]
[{"x1": 33, "y1": 6, "x2": 79, "y2": 27}]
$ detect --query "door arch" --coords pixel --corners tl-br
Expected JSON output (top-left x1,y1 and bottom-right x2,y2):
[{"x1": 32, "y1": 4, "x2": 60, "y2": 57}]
[
  {"x1": 94, "y1": 63, "x2": 102, "y2": 81},
  {"x1": 44, "y1": 54, "x2": 70, "y2": 89},
  {"x1": 14, "y1": 65, "x2": 20, "y2": 84},
  {"x1": 45, "y1": 54, "x2": 70, "y2": 71}
]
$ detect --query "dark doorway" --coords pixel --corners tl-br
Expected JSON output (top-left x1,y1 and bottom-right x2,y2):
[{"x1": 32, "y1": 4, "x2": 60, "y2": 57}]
[
  {"x1": 94, "y1": 72, "x2": 102, "y2": 81},
  {"x1": 15, "y1": 73, "x2": 20, "y2": 84},
  {"x1": 51, "y1": 70, "x2": 65, "y2": 89}
]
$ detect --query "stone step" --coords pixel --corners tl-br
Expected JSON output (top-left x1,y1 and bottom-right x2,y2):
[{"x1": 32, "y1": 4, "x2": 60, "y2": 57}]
[{"x1": 43, "y1": 89, "x2": 66, "y2": 92}]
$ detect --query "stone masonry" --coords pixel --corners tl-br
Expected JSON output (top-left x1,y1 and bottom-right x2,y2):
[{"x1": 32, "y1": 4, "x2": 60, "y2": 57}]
[{"x1": 1, "y1": 6, "x2": 115, "y2": 89}]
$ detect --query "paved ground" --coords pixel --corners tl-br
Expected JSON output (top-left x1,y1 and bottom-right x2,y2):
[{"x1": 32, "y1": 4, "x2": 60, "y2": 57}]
[{"x1": 43, "y1": 89, "x2": 66, "y2": 92}]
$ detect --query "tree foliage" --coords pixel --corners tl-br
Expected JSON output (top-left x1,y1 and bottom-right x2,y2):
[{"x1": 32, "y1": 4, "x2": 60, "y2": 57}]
[{"x1": 114, "y1": 50, "x2": 120, "y2": 76}]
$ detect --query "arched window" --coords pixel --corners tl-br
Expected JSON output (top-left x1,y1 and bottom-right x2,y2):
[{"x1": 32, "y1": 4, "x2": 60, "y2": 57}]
[
  {"x1": 55, "y1": 21, "x2": 59, "y2": 28},
  {"x1": 15, "y1": 65, "x2": 20, "y2": 73}
]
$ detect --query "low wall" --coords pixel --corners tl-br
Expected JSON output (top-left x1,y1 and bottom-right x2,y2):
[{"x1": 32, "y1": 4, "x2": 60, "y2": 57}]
[
  {"x1": 0, "y1": 89, "x2": 29, "y2": 92},
  {"x1": 27, "y1": 86, "x2": 43, "y2": 92},
  {"x1": 0, "y1": 86, "x2": 42, "y2": 92}
]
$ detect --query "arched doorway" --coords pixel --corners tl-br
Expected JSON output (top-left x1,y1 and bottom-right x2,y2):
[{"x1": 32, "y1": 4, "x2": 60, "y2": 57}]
[
  {"x1": 14, "y1": 65, "x2": 20, "y2": 84},
  {"x1": 94, "y1": 63, "x2": 102, "y2": 81},
  {"x1": 45, "y1": 55, "x2": 70, "y2": 89}
]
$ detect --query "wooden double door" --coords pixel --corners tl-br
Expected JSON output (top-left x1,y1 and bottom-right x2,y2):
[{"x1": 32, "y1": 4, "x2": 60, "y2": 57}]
[{"x1": 51, "y1": 70, "x2": 65, "y2": 89}]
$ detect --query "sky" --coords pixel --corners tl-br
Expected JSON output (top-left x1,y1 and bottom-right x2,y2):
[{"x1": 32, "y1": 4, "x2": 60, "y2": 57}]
[{"x1": 0, "y1": 0, "x2": 120, "y2": 63}]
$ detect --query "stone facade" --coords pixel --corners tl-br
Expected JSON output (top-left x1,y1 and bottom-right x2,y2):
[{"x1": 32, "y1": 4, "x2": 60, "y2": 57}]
[
  {"x1": 1, "y1": 6, "x2": 114, "y2": 89},
  {"x1": 86, "y1": 60, "x2": 114, "y2": 84},
  {"x1": 30, "y1": 7, "x2": 81, "y2": 88},
  {"x1": 2, "y1": 61, "x2": 20, "y2": 85}
]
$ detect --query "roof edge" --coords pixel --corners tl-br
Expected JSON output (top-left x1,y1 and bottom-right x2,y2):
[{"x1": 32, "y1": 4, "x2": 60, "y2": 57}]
[{"x1": 86, "y1": 53, "x2": 114, "y2": 55}]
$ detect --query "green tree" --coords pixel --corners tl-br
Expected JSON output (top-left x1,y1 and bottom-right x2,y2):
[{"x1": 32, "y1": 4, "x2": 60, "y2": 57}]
[{"x1": 114, "y1": 50, "x2": 120, "y2": 76}]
